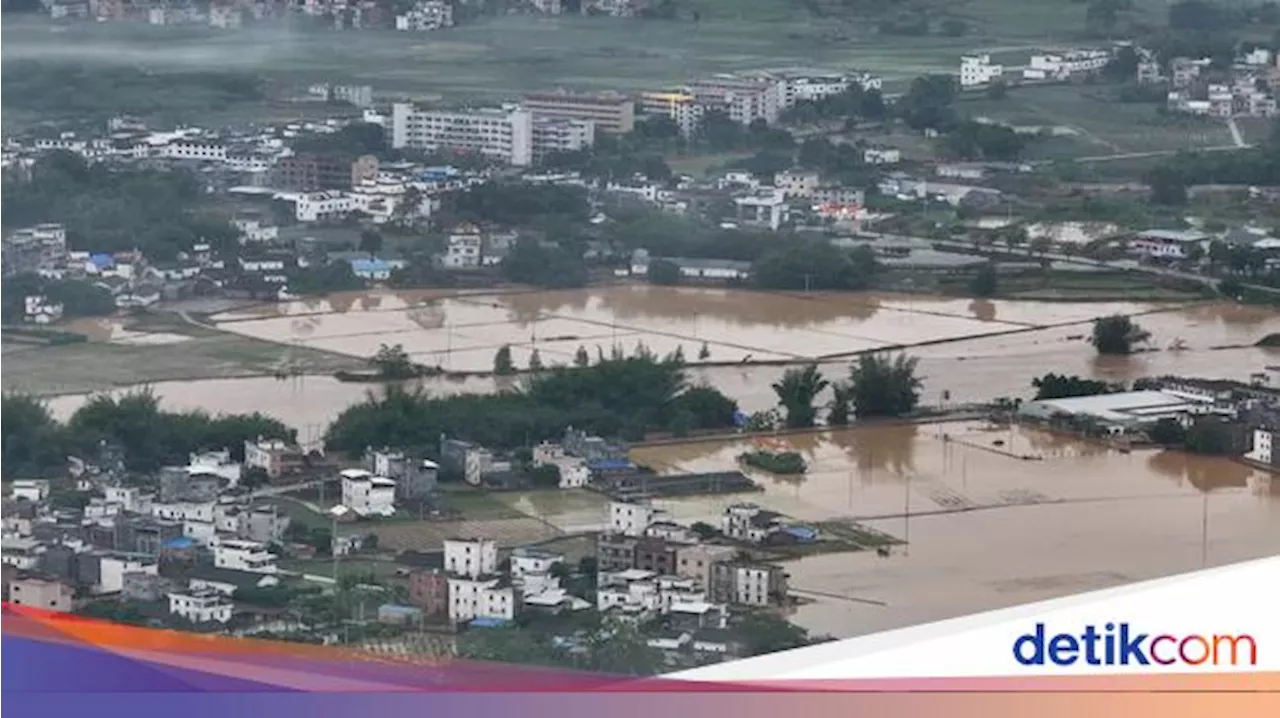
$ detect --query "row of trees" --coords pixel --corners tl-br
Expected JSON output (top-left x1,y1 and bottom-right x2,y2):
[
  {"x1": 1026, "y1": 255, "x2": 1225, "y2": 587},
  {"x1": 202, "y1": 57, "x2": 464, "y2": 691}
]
[
  {"x1": 2, "y1": 151, "x2": 240, "y2": 261},
  {"x1": 324, "y1": 354, "x2": 740, "y2": 455},
  {"x1": 1, "y1": 391, "x2": 295, "y2": 479},
  {"x1": 1, "y1": 273, "x2": 116, "y2": 323},
  {"x1": 768, "y1": 353, "x2": 924, "y2": 429}
]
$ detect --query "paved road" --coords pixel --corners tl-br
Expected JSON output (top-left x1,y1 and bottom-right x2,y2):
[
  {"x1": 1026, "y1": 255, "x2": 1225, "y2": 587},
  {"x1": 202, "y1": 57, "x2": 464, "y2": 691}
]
[{"x1": 913, "y1": 236, "x2": 1280, "y2": 298}]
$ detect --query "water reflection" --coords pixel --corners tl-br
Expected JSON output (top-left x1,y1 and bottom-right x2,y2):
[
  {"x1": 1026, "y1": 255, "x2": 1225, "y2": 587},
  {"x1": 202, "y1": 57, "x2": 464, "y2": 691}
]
[
  {"x1": 969, "y1": 299, "x2": 997, "y2": 322},
  {"x1": 1146, "y1": 450, "x2": 1253, "y2": 492},
  {"x1": 827, "y1": 424, "x2": 918, "y2": 480}
]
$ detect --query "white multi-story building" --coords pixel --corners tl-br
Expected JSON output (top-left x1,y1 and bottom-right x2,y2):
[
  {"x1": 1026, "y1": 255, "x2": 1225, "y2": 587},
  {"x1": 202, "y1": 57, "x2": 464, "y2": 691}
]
[
  {"x1": 395, "y1": 0, "x2": 454, "y2": 31},
  {"x1": 443, "y1": 224, "x2": 484, "y2": 269},
  {"x1": 722, "y1": 503, "x2": 784, "y2": 543},
  {"x1": 161, "y1": 140, "x2": 227, "y2": 162},
  {"x1": 688, "y1": 75, "x2": 785, "y2": 126},
  {"x1": 209, "y1": 5, "x2": 243, "y2": 29},
  {"x1": 444, "y1": 538, "x2": 498, "y2": 579},
  {"x1": 151, "y1": 501, "x2": 215, "y2": 523},
  {"x1": 232, "y1": 218, "x2": 279, "y2": 244},
  {"x1": 863, "y1": 147, "x2": 902, "y2": 165},
  {"x1": 22, "y1": 295, "x2": 63, "y2": 324},
  {"x1": 289, "y1": 191, "x2": 359, "y2": 222},
  {"x1": 187, "y1": 450, "x2": 241, "y2": 484},
  {"x1": 596, "y1": 570, "x2": 711, "y2": 618},
  {"x1": 447, "y1": 577, "x2": 517, "y2": 623},
  {"x1": 105, "y1": 486, "x2": 149, "y2": 513},
  {"x1": 212, "y1": 538, "x2": 278, "y2": 573},
  {"x1": 530, "y1": 441, "x2": 590, "y2": 488},
  {"x1": 168, "y1": 589, "x2": 234, "y2": 624},
  {"x1": 1245, "y1": 429, "x2": 1276, "y2": 465},
  {"x1": 10, "y1": 480, "x2": 49, "y2": 503},
  {"x1": 776, "y1": 72, "x2": 850, "y2": 106},
  {"x1": 773, "y1": 169, "x2": 820, "y2": 199},
  {"x1": 531, "y1": 117, "x2": 596, "y2": 159},
  {"x1": 638, "y1": 90, "x2": 704, "y2": 136},
  {"x1": 609, "y1": 500, "x2": 667, "y2": 537},
  {"x1": 1023, "y1": 49, "x2": 1110, "y2": 81},
  {"x1": 340, "y1": 469, "x2": 396, "y2": 517},
  {"x1": 509, "y1": 547, "x2": 564, "y2": 584},
  {"x1": 391, "y1": 103, "x2": 534, "y2": 166},
  {"x1": 97, "y1": 556, "x2": 159, "y2": 594},
  {"x1": 960, "y1": 54, "x2": 1004, "y2": 87}
]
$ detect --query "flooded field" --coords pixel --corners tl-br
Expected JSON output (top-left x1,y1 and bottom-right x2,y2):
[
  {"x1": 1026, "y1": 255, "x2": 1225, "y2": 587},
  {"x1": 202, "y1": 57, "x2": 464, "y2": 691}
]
[
  {"x1": 32, "y1": 286, "x2": 1280, "y2": 440},
  {"x1": 627, "y1": 422, "x2": 1280, "y2": 638},
  {"x1": 207, "y1": 287, "x2": 1181, "y2": 369}
]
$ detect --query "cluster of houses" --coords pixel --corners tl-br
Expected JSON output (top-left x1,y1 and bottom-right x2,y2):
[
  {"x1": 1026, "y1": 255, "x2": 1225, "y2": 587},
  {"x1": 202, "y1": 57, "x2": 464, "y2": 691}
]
[
  {"x1": 385, "y1": 495, "x2": 798, "y2": 661},
  {"x1": 44, "y1": 0, "x2": 664, "y2": 30},
  {"x1": 5, "y1": 430, "x2": 803, "y2": 664},
  {"x1": 1136, "y1": 46, "x2": 1280, "y2": 118},
  {"x1": 1, "y1": 443, "x2": 303, "y2": 632}
]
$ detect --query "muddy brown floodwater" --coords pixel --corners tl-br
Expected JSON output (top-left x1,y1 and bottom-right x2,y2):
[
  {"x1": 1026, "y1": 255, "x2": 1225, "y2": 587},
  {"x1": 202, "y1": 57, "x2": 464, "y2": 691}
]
[
  {"x1": 29, "y1": 286, "x2": 1280, "y2": 639},
  {"x1": 45, "y1": 289, "x2": 1280, "y2": 434},
  {"x1": 628, "y1": 422, "x2": 1280, "y2": 638}
]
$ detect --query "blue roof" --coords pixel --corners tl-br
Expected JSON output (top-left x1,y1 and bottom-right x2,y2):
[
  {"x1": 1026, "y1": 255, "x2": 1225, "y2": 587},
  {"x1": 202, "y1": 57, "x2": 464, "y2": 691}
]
[
  {"x1": 379, "y1": 604, "x2": 423, "y2": 616},
  {"x1": 89, "y1": 253, "x2": 114, "y2": 268},
  {"x1": 588, "y1": 458, "x2": 633, "y2": 470},
  {"x1": 470, "y1": 617, "x2": 509, "y2": 628},
  {"x1": 162, "y1": 537, "x2": 195, "y2": 549},
  {"x1": 732, "y1": 410, "x2": 749, "y2": 427},
  {"x1": 785, "y1": 526, "x2": 818, "y2": 541},
  {"x1": 350, "y1": 258, "x2": 391, "y2": 272}
]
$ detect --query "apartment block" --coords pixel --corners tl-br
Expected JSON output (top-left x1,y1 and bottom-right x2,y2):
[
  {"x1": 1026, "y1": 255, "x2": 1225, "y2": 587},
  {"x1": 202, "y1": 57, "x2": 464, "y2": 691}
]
[
  {"x1": 523, "y1": 90, "x2": 636, "y2": 134},
  {"x1": 272, "y1": 153, "x2": 378, "y2": 192},
  {"x1": 687, "y1": 75, "x2": 785, "y2": 126},
  {"x1": 960, "y1": 54, "x2": 1003, "y2": 87},
  {"x1": 391, "y1": 103, "x2": 534, "y2": 166},
  {"x1": 710, "y1": 561, "x2": 789, "y2": 607},
  {"x1": 638, "y1": 90, "x2": 704, "y2": 136},
  {"x1": 532, "y1": 117, "x2": 596, "y2": 159}
]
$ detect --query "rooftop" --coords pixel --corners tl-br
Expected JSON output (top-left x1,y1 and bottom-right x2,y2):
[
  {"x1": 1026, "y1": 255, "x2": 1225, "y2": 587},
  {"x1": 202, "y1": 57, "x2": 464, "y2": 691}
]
[{"x1": 1019, "y1": 390, "x2": 1215, "y2": 424}]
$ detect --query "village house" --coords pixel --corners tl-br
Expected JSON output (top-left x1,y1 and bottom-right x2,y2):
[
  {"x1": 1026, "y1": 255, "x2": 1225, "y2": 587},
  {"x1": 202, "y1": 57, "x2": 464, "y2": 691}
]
[
  {"x1": 339, "y1": 468, "x2": 397, "y2": 517},
  {"x1": 722, "y1": 503, "x2": 785, "y2": 543},
  {"x1": 8, "y1": 576, "x2": 75, "y2": 612}
]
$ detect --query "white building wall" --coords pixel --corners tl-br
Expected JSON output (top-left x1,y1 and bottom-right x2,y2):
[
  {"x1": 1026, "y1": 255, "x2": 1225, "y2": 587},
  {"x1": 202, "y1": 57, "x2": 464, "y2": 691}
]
[{"x1": 444, "y1": 538, "x2": 498, "y2": 578}]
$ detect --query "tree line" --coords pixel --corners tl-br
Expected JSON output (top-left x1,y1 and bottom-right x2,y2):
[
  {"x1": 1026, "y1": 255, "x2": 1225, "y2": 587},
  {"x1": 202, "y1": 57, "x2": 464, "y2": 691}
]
[
  {"x1": 324, "y1": 354, "x2": 740, "y2": 457},
  {"x1": 1, "y1": 391, "x2": 295, "y2": 479},
  {"x1": 765, "y1": 353, "x2": 925, "y2": 430},
  {"x1": 2, "y1": 151, "x2": 240, "y2": 262}
]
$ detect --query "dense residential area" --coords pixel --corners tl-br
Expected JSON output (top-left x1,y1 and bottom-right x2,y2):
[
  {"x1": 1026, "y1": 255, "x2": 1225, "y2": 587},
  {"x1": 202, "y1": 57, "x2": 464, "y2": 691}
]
[{"x1": 3, "y1": 0, "x2": 1280, "y2": 673}]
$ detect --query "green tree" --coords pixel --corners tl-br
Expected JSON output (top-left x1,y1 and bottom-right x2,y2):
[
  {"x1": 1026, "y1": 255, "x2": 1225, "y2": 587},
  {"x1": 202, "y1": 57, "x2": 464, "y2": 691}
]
[
  {"x1": 848, "y1": 353, "x2": 923, "y2": 418},
  {"x1": 1184, "y1": 418, "x2": 1234, "y2": 455},
  {"x1": 698, "y1": 342, "x2": 711, "y2": 360},
  {"x1": 739, "y1": 613, "x2": 811, "y2": 656},
  {"x1": 574, "y1": 345, "x2": 591, "y2": 367},
  {"x1": 1149, "y1": 417, "x2": 1187, "y2": 446},
  {"x1": 690, "y1": 521, "x2": 719, "y2": 539},
  {"x1": 968, "y1": 263, "x2": 998, "y2": 298},
  {"x1": 827, "y1": 382, "x2": 853, "y2": 426},
  {"x1": 502, "y1": 238, "x2": 588, "y2": 289},
  {"x1": 241, "y1": 467, "x2": 270, "y2": 490},
  {"x1": 648, "y1": 258, "x2": 682, "y2": 286},
  {"x1": 1146, "y1": 165, "x2": 1188, "y2": 206},
  {"x1": 1090, "y1": 315, "x2": 1151, "y2": 355},
  {"x1": 358, "y1": 229, "x2": 383, "y2": 256},
  {"x1": 754, "y1": 240, "x2": 878, "y2": 291},
  {"x1": 370, "y1": 343, "x2": 415, "y2": 379},
  {"x1": 1, "y1": 394, "x2": 66, "y2": 479},
  {"x1": 530, "y1": 463, "x2": 561, "y2": 487},
  {"x1": 772, "y1": 364, "x2": 829, "y2": 429},
  {"x1": 895, "y1": 74, "x2": 959, "y2": 131},
  {"x1": 528, "y1": 348, "x2": 544, "y2": 372},
  {"x1": 494, "y1": 345, "x2": 516, "y2": 375},
  {"x1": 1032, "y1": 373, "x2": 1122, "y2": 400}
]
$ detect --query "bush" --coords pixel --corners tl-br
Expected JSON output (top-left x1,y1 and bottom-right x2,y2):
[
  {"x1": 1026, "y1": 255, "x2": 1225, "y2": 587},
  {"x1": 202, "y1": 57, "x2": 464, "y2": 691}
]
[{"x1": 739, "y1": 450, "x2": 807, "y2": 475}]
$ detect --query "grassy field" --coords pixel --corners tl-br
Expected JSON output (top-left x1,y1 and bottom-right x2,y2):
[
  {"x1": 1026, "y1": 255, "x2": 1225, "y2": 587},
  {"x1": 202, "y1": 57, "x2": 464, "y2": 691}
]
[
  {"x1": 959, "y1": 85, "x2": 1237, "y2": 156},
  {"x1": 0, "y1": 4, "x2": 1144, "y2": 128},
  {"x1": 0, "y1": 312, "x2": 362, "y2": 396}
]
